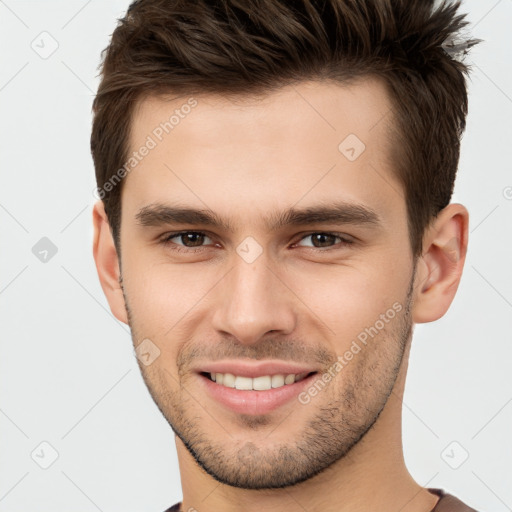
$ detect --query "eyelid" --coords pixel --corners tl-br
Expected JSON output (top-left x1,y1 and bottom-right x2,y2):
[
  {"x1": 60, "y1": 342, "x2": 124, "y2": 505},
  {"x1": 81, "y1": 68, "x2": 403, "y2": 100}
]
[
  {"x1": 161, "y1": 230, "x2": 215, "y2": 249},
  {"x1": 292, "y1": 231, "x2": 354, "y2": 249}
]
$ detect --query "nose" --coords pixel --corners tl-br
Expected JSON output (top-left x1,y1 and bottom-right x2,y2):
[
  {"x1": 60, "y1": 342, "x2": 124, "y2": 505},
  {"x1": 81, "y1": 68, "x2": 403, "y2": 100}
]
[{"x1": 211, "y1": 256, "x2": 297, "y2": 345}]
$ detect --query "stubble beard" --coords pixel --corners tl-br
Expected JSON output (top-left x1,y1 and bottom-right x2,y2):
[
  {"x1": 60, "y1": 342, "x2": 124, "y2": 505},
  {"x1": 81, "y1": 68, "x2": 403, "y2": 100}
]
[{"x1": 122, "y1": 271, "x2": 415, "y2": 490}]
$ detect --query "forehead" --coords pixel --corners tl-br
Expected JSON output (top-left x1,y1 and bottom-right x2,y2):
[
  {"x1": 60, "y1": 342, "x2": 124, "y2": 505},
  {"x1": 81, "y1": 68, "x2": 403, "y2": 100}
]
[
  {"x1": 130, "y1": 78, "x2": 393, "y2": 153},
  {"x1": 123, "y1": 78, "x2": 403, "y2": 228}
]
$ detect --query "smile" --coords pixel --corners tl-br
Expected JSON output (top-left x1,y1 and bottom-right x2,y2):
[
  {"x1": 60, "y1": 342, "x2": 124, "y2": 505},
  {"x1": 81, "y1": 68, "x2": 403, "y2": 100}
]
[{"x1": 204, "y1": 371, "x2": 314, "y2": 391}]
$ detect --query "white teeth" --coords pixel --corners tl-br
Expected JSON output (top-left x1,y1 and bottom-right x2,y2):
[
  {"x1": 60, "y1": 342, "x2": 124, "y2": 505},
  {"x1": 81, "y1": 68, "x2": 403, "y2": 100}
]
[
  {"x1": 235, "y1": 376, "x2": 253, "y2": 390},
  {"x1": 284, "y1": 374, "x2": 295, "y2": 385},
  {"x1": 253, "y1": 375, "x2": 272, "y2": 390},
  {"x1": 209, "y1": 372, "x2": 312, "y2": 391},
  {"x1": 271, "y1": 374, "x2": 285, "y2": 388},
  {"x1": 223, "y1": 373, "x2": 236, "y2": 388}
]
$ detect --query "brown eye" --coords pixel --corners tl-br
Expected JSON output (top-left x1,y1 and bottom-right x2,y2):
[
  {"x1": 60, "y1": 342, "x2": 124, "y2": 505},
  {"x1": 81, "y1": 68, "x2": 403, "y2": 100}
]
[
  {"x1": 163, "y1": 231, "x2": 213, "y2": 249},
  {"x1": 179, "y1": 232, "x2": 206, "y2": 247},
  {"x1": 310, "y1": 233, "x2": 337, "y2": 248},
  {"x1": 295, "y1": 232, "x2": 353, "y2": 250}
]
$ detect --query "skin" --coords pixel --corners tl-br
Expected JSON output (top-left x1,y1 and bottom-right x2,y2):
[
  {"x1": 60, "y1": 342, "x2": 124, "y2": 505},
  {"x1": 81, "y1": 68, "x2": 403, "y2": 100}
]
[{"x1": 93, "y1": 78, "x2": 469, "y2": 512}]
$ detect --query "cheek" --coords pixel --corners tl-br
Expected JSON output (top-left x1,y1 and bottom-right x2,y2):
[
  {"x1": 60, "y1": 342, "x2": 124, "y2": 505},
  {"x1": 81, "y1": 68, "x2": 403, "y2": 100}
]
[
  {"x1": 288, "y1": 264, "x2": 405, "y2": 342},
  {"x1": 122, "y1": 258, "x2": 220, "y2": 336}
]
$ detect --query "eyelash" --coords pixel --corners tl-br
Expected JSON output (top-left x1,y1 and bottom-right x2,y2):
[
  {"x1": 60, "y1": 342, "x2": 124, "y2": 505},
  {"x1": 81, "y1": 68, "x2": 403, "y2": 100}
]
[{"x1": 160, "y1": 231, "x2": 354, "y2": 254}]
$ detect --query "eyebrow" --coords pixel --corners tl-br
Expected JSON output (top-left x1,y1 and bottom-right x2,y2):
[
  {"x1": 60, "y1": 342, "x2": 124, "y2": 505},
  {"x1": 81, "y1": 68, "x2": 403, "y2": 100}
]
[{"x1": 135, "y1": 201, "x2": 382, "y2": 231}]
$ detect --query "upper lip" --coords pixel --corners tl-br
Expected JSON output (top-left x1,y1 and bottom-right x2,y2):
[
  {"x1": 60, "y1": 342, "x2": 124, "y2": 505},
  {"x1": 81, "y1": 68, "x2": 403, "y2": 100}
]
[{"x1": 195, "y1": 360, "x2": 319, "y2": 378}]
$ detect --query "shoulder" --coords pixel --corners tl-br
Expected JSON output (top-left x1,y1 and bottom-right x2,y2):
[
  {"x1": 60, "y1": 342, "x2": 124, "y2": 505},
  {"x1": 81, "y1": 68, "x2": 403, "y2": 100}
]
[
  {"x1": 162, "y1": 503, "x2": 181, "y2": 512},
  {"x1": 428, "y1": 488, "x2": 479, "y2": 512}
]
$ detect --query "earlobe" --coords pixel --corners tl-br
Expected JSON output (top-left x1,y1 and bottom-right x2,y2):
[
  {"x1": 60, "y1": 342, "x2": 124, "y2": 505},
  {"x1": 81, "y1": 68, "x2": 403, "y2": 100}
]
[
  {"x1": 412, "y1": 203, "x2": 469, "y2": 324},
  {"x1": 92, "y1": 201, "x2": 129, "y2": 324}
]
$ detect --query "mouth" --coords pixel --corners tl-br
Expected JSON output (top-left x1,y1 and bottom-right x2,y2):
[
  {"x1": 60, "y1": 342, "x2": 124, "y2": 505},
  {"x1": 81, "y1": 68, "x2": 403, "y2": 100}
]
[
  {"x1": 200, "y1": 370, "x2": 317, "y2": 391},
  {"x1": 195, "y1": 363, "x2": 320, "y2": 415}
]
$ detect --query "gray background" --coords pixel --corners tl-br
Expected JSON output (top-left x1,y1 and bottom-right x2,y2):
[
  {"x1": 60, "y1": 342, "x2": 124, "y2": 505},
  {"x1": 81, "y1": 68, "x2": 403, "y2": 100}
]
[{"x1": 0, "y1": 1, "x2": 511, "y2": 511}]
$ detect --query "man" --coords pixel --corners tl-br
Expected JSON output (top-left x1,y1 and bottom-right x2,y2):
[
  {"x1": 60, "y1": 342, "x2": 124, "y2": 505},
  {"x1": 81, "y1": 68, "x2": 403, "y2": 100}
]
[{"x1": 91, "y1": 1, "x2": 481, "y2": 510}]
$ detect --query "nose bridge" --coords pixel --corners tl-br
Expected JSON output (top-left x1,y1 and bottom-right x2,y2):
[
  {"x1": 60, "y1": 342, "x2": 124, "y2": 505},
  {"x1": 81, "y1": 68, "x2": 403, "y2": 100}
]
[{"x1": 211, "y1": 254, "x2": 296, "y2": 344}]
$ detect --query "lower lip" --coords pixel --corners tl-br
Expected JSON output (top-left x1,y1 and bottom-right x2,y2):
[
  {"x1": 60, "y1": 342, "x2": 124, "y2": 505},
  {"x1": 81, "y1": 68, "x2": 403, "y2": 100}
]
[{"x1": 198, "y1": 373, "x2": 317, "y2": 415}]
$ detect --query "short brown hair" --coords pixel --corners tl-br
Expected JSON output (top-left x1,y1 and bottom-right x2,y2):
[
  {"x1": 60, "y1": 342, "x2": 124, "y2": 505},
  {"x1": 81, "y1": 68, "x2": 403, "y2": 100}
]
[{"x1": 91, "y1": 0, "x2": 480, "y2": 259}]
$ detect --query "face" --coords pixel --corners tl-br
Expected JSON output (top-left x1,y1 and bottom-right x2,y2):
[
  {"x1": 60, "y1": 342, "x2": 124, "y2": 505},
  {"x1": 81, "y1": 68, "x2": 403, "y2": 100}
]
[{"x1": 117, "y1": 79, "x2": 417, "y2": 489}]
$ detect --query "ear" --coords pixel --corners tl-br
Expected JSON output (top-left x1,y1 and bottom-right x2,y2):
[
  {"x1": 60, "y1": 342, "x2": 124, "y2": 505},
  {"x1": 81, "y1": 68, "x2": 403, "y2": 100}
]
[
  {"x1": 92, "y1": 200, "x2": 128, "y2": 324},
  {"x1": 412, "y1": 203, "x2": 469, "y2": 323}
]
